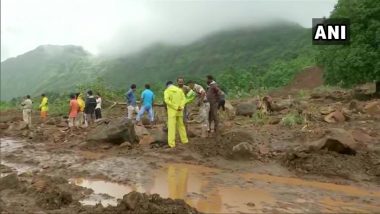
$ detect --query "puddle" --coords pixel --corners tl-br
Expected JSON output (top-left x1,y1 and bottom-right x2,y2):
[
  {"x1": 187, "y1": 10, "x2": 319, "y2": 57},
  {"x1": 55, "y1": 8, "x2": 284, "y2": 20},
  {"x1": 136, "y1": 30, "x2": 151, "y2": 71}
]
[{"x1": 71, "y1": 163, "x2": 380, "y2": 213}]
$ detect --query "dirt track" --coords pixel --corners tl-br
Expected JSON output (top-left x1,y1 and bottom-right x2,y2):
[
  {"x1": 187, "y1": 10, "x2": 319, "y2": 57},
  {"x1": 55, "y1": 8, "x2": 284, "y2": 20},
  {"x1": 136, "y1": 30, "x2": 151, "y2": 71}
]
[{"x1": 1, "y1": 85, "x2": 380, "y2": 213}]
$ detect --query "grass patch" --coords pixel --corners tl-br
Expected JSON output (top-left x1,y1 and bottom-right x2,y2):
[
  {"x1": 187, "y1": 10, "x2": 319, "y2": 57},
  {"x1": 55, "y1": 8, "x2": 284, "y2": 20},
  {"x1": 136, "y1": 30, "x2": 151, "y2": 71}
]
[{"x1": 280, "y1": 112, "x2": 304, "y2": 127}]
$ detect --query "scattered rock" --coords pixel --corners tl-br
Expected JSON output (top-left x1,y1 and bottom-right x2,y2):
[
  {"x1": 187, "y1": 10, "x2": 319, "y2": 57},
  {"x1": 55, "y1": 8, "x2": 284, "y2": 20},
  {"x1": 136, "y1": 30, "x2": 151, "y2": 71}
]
[
  {"x1": 324, "y1": 111, "x2": 346, "y2": 123},
  {"x1": 8, "y1": 121, "x2": 28, "y2": 131},
  {"x1": 364, "y1": 101, "x2": 380, "y2": 115},
  {"x1": 0, "y1": 173, "x2": 19, "y2": 191},
  {"x1": 306, "y1": 128, "x2": 365, "y2": 155},
  {"x1": 247, "y1": 202, "x2": 256, "y2": 207},
  {"x1": 142, "y1": 117, "x2": 151, "y2": 126},
  {"x1": 148, "y1": 129, "x2": 167, "y2": 144},
  {"x1": 135, "y1": 126, "x2": 150, "y2": 137},
  {"x1": 268, "y1": 117, "x2": 281, "y2": 125},
  {"x1": 236, "y1": 102, "x2": 256, "y2": 117},
  {"x1": 0, "y1": 123, "x2": 9, "y2": 129},
  {"x1": 320, "y1": 106, "x2": 335, "y2": 115},
  {"x1": 351, "y1": 129, "x2": 373, "y2": 144},
  {"x1": 120, "y1": 142, "x2": 132, "y2": 148},
  {"x1": 232, "y1": 142, "x2": 255, "y2": 159},
  {"x1": 87, "y1": 117, "x2": 139, "y2": 144},
  {"x1": 101, "y1": 144, "x2": 113, "y2": 150}
]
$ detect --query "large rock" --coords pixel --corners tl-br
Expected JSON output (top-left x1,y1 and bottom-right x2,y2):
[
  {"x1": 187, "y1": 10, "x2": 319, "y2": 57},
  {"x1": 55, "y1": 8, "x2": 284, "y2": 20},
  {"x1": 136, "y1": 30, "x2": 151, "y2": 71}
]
[
  {"x1": 224, "y1": 100, "x2": 236, "y2": 119},
  {"x1": 324, "y1": 111, "x2": 346, "y2": 123},
  {"x1": 364, "y1": 101, "x2": 380, "y2": 115},
  {"x1": 306, "y1": 128, "x2": 366, "y2": 155},
  {"x1": 87, "y1": 117, "x2": 139, "y2": 144},
  {"x1": 149, "y1": 129, "x2": 167, "y2": 144},
  {"x1": 7, "y1": 121, "x2": 28, "y2": 131},
  {"x1": 232, "y1": 142, "x2": 255, "y2": 159},
  {"x1": 236, "y1": 102, "x2": 256, "y2": 117}
]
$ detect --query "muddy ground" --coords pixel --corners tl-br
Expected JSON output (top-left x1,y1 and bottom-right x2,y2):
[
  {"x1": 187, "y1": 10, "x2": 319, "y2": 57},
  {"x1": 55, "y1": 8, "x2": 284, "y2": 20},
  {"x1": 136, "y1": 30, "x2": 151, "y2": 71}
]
[{"x1": 1, "y1": 84, "x2": 380, "y2": 213}]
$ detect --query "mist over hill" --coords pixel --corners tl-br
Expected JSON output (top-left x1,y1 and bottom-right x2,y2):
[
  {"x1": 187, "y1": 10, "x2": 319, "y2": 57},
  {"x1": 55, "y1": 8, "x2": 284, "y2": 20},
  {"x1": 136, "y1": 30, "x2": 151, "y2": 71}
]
[{"x1": 1, "y1": 23, "x2": 313, "y2": 100}]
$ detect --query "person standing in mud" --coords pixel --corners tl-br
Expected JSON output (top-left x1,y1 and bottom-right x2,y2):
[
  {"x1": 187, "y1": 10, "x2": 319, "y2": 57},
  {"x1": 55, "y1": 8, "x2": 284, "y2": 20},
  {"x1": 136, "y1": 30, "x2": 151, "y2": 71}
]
[
  {"x1": 164, "y1": 81, "x2": 188, "y2": 148},
  {"x1": 68, "y1": 94, "x2": 79, "y2": 129},
  {"x1": 206, "y1": 75, "x2": 222, "y2": 136},
  {"x1": 76, "y1": 93, "x2": 85, "y2": 127},
  {"x1": 188, "y1": 80, "x2": 209, "y2": 138},
  {"x1": 39, "y1": 94, "x2": 49, "y2": 123},
  {"x1": 84, "y1": 90, "x2": 97, "y2": 127},
  {"x1": 177, "y1": 77, "x2": 193, "y2": 125},
  {"x1": 136, "y1": 84, "x2": 155, "y2": 126},
  {"x1": 95, "y1": 93, "x2": 102, "y2": 121},
  {"x1": 21, "y1": 95, "x2": 33, "y2": 128},
  {"x1": 125, "y1": 84, "x2": 139, "y2": 120}
]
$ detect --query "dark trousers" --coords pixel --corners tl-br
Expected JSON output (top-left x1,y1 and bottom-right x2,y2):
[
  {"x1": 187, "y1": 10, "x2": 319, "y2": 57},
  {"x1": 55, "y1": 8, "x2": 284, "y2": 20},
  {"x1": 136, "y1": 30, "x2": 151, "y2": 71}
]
[
  {"x1": 95, "y1": 108, "x2": 102, "y2": 119},
  {"x1": 209, "y1": 102, "x2": 219, "y2": 133},
  {"x1": 218, "y1": 99, "x2": 225, "y2": 111}
]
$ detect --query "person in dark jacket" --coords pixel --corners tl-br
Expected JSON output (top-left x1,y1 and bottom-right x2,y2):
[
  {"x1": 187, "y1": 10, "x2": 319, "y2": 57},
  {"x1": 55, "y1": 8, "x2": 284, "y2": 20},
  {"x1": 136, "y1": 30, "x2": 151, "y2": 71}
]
[
  {"x1": 206, "y1": 75, "x2": 223, "y2": 135},
  {"x1": 84, "y1": 90, "x2": 97, "y2": 127}
]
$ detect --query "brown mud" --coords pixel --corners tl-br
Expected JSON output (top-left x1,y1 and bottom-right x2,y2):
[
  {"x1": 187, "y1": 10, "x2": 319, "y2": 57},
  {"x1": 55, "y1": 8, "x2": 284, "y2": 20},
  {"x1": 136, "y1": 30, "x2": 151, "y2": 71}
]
[{"x1": 1, "y1": 82, "x2": 380, "y2": 213}]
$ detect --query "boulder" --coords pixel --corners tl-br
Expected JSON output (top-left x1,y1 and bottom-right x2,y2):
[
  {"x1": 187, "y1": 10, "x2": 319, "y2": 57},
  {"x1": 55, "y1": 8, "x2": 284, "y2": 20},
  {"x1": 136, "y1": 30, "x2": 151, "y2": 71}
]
[
  {"x1": 8, "y1": 121, "x2": 28, "y2": 131},
  {"x1": 236, "y1": 102, "x2": 256, "y2": 117},
  {"x1": 232, "y1": 142, "x2": 255, "y2": 158},
  {"x1": 141, "y1": 117, "x2": 151, "y2": 126},
  {"x1": 87, "y1": 117, "x2": 139, "y2": 144},
  {"x1": 306, "y1": 128, "x2": 365, "y2": 155},
  {"x1": 135, "y1": 125, "x2": 150, "y2": 137},
  {"x1": 120, "y1": 142, "x2": 132, "y2": 148},
  {"x1": 224, "y1": 100, "x2": 236, "y2": 119},
  {"x1": 123, "y1": 191, "x2": 144, "y2": 210},
  {"x1": 0, "y1": 123, "x2": 9, "y2": 129},
  {"x1": 324, "y1": 111, "x2": 346, "y2": 123},
  {"x1": 350, "y1": 129, "x2": 373, "y2": 144},
  {"x1": 320, "y1": 106, "x2": 335, "y2": 115},
  {"x1": 364, "y1": 101, "x2": 380, "y2": 115},
  {"x1": 149, "y1": 129, "x2": 167, "y2": 144}
]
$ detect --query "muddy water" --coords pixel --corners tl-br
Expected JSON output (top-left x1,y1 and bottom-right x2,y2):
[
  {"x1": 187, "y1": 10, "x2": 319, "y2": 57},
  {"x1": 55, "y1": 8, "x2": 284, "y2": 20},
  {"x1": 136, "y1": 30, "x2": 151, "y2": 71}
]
[{"x1": 71, "y1": 163, "x2": 380, "y2": 213}]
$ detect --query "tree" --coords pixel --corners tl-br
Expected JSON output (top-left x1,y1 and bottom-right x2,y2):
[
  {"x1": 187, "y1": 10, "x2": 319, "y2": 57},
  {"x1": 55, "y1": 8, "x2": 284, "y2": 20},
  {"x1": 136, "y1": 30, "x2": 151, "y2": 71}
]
[{"x1": 317, "y1": 0, "x2": 380, "y2": 93}]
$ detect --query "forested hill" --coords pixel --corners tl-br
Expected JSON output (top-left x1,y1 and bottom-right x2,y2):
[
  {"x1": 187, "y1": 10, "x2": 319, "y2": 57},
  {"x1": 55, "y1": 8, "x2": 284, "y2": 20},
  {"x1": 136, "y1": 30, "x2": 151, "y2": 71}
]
[{"x1": 1, "y1": 22, "x2": 312, "y2": 100}]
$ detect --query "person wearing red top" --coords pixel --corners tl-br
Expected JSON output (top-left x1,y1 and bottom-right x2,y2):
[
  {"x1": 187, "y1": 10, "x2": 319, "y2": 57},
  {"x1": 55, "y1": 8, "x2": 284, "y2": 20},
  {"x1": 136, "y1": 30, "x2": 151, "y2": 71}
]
[{"x1": 69, "y1": 94, "x2": 79, "y2": 128}]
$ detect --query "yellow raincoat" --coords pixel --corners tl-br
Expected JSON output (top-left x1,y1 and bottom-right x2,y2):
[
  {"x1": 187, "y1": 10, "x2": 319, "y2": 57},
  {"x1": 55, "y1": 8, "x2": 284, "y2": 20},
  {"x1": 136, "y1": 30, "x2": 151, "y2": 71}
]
[
  {"x1": 77, "y1": 94, "x2": 85, "y2": 112},
  {"x1": 164, "y1": 84, "x2": 188, "y2": 148},
  {"x1": 39, "y1": 97, "x2": 49, "y2": 112}
]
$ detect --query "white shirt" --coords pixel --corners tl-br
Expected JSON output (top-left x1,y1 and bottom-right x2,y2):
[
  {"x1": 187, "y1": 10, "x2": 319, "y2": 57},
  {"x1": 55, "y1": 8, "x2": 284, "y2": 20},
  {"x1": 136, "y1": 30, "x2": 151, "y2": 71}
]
[{"x1": 96, "y1": 97, "x2": 102, "y2": 109}]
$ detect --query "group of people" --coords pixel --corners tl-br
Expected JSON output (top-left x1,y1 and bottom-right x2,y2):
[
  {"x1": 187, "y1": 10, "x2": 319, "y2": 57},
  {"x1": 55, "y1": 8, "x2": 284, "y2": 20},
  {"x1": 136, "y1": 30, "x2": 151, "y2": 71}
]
[
  {"x1": 125, "y1": 75, "x2": 225, "y2": 148},
  {"x1": 21, "y1": 91, "x2": 102, "y2": 129},
  {"x1": 20, "y1": 75, "x2": 225, "y2": 148}
]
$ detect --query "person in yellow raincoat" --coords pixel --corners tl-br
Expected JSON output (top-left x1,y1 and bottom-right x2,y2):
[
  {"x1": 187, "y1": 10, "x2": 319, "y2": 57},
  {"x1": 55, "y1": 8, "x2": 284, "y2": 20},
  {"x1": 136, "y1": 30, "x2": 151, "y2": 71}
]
[
  {"x1": 164, "y1": 81, "x2": 188, "y2": 148},
  {"x1": 76, "y1": 93, "x2": 85, "y2": 127},
  {"x1": 39, "y1": 94, "x2": 48, "y2": 122}
]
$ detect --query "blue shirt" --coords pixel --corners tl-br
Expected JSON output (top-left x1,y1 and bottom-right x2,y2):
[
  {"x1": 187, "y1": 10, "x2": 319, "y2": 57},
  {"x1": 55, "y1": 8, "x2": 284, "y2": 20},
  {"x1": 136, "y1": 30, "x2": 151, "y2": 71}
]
[
  {"x1": 125, "y1": 89, "x2": 137, "y2": 106},
  {"x1": 141, "y1": 89, "x2": 154, "y2": 108}
]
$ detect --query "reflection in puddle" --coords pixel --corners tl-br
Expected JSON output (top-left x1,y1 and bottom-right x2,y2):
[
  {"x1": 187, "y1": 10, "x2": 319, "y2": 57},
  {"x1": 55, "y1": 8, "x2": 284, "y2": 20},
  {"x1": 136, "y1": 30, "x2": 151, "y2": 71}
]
[{"x1": 71, "y1": 163, "x2": 380, "y2": 213}]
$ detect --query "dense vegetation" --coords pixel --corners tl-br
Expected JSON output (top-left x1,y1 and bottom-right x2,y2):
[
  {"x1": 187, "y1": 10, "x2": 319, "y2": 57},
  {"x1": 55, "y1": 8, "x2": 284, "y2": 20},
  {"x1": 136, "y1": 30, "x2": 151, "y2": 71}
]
[
  {"x1": 1, "y1": 22, "x2": 313, "y2": 101},
  {"x1": 317, "y1": 0, "x2": 380, "y2": 91}
]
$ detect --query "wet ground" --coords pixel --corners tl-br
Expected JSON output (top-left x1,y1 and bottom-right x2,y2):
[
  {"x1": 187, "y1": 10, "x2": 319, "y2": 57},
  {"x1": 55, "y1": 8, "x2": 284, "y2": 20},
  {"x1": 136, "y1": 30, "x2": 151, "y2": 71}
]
[
  {"x1": 1, "y1": 86, "x2": 380, "y2": 213},
  {"x1": 1, "y1": 138, "x2": 380, "y2": 213}
]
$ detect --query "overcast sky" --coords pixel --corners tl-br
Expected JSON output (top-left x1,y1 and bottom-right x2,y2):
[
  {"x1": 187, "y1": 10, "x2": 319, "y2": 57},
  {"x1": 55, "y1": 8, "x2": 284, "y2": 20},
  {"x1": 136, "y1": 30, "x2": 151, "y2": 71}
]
[{"x1": 1, "y1": 0, "x2": 337, "y2": 61}]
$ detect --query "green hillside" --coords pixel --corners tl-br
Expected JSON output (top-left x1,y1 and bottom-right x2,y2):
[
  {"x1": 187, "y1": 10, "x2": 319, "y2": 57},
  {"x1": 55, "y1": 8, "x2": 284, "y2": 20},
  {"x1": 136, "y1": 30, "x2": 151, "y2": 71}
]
[
  {"x1": 101, "y1": 23, "x2": 312, "y2": 88},
  {"x1": 1, "y1": 22, "x2": 314, "y2": 100}
]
